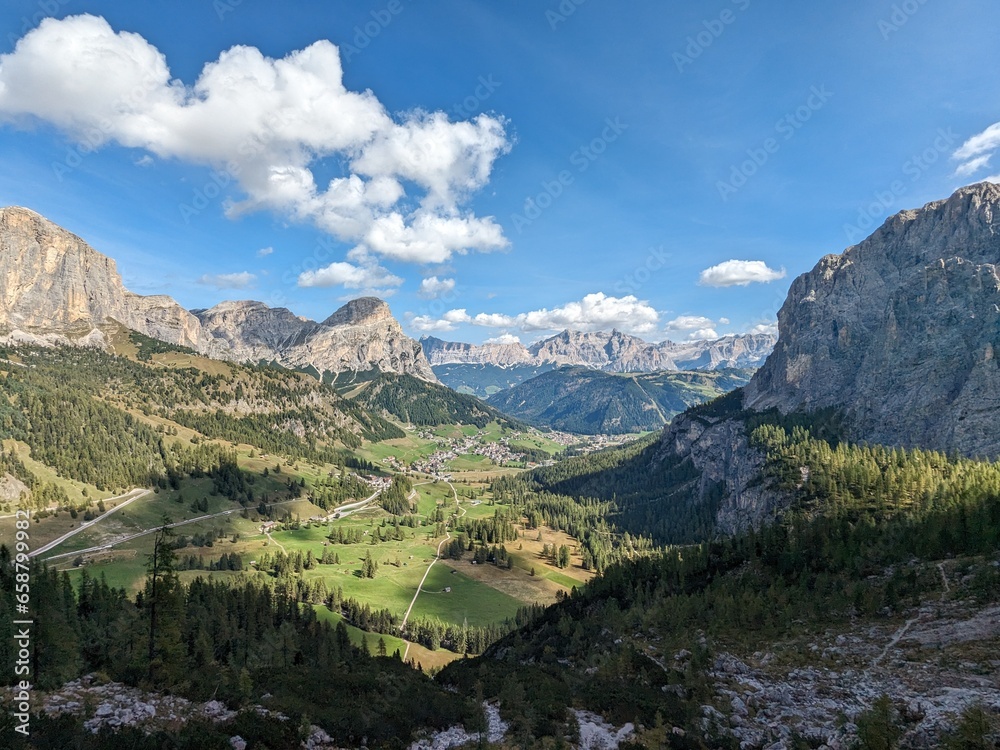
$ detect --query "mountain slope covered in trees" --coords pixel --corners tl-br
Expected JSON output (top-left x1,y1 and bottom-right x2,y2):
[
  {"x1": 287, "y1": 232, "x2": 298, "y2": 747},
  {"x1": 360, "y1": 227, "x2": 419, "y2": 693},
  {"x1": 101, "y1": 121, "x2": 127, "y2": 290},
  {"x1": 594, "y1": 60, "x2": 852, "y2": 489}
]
[
  {"x1": 444, "y1": 406, "x2": 1000, "y2": 747},
  {"x1": 486, "y1": 366, "x2": 753, "y2": 434},
  {"x1": 331, "y1": 370, "x2": 527, "y2": 429}
]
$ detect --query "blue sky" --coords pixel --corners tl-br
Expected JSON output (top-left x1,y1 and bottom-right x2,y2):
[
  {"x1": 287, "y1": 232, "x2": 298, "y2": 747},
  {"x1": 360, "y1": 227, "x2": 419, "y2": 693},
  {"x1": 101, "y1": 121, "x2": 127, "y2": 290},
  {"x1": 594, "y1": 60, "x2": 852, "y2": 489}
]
[{"x1": 0, "y1": 0, "x2": 998, "y2": 344}]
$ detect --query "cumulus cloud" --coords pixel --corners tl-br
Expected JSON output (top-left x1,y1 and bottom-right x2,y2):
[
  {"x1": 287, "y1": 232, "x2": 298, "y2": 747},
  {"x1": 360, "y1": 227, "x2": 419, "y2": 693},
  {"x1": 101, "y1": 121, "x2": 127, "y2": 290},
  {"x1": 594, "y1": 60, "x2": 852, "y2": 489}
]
[
  {"x1": 198, "y1": 271, "x2": 256, "y2": 289},
  {"x1": 750, "y1": 322, "x2": 779, "y2": 336},
  {"x1": 665, "y1": 315, "x2": 727, "y2": 341},
  {"x1": 484, "y1": 333, "x2": 521, "y2": 345},
  {"x1": 409, "y1": 293, "x2": 660, "y2": 336},
  {"x1": 297, "y1": 260, "x2": 402, "y2": 295},
  {"x1": 953, "y1": 123, "x2": 1000, "y2": 183},
  {"x1": 417, "y1": 276, "x2": 456, "y2": 299},
  {"x1": 408, "y1": 314, "x2": 458, "y2": 333},
  {"x1": 698, "y1": 260, "x2": 786, "y2": 287},
  {"x1": 665, "y1": 315, "x2": 715, "y2": 332},
  {"x1": 954, "y1": 154, "x2": 992, "y2": 177},
  {"x1": 256, "y1": 246, "x2": 273, "y2": 257},
  {"x1": 0, "y1": 15, "x2": 510, "y2": 265}
]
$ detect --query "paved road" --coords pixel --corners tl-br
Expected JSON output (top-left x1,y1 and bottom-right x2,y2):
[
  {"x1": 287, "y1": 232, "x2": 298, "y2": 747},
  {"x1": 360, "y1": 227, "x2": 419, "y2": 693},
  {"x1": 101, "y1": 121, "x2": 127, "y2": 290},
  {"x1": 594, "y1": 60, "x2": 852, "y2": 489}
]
[
  {"x1": 40, "y1": 498, "x2": 302, "y2": 562},
  {"x1": 42, "y1": 486, "x2": 386, "y2": 563},
  {"x1": 29, "y1": 488, "x2": 152, "y2": 558},
  {"x1": 329, "y1": 490, "x2": 381, "y2": 519}
]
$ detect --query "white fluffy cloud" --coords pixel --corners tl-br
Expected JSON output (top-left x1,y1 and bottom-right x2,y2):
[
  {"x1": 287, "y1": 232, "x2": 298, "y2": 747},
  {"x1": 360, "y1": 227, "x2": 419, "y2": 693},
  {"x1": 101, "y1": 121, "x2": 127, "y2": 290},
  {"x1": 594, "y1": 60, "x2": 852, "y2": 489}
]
[
  {"x1": 297, "y1": 261, "x2": 402, "y2": 294},
  {"x1": 698, "y1": 260, "x2": 786, "y2": 287},
  {"x1": 408, "y1": 315, "x2": 458, "y2": 333},
  {"x1": 256, "y1": 246, "x2": 273, "y2": 257},
  {"x1": 664, "y1": 315, "x2": 722, "y2": 340},
  {"x1": 410, "y1": 293, "x2": 660, "y2": 336},
  {"x1": 953, "y1": 122, "x2": 1000, "y2": 183},
  {"x1": 0, "y1": 15, "x2": 510, "y2": 265},
  {"x1": 417, "y1": 276, "x2": 456, "y2": 299},
  {"x1": 750, "y1": 322, "x2": 779, "y2": 336},
  {"x1": 484, "y1": 333, "x2": 521, "y2": 345},
  {"x1": 198, "y1": 271, "x2": 256, "y2": 289}
]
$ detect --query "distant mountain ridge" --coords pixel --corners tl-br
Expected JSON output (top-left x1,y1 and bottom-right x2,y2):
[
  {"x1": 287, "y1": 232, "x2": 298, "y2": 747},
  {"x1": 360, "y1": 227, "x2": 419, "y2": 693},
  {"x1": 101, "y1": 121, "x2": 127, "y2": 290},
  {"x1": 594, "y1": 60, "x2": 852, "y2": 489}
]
[
  {"x1": 0, "y1": 207, "x2": 435, "y2": 381},
  {"x1": 421, "y1": 329, "x2": 775, "y2": 373},
  {"x1": 487, "y1": 366, "x2": 754, "y2": 434}
]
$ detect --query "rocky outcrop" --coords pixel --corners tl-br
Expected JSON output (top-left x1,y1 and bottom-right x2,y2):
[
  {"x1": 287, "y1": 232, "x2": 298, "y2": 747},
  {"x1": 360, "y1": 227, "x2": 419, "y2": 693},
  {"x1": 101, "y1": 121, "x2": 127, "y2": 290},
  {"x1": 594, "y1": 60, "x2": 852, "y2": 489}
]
[
  {"x1": 668, "y1": 333, "x2": 778, "y2": 371},
  {"x1": 421, "y1": 336, "x2": 535, "y2": 367},
  {"x1": 745, "y1": 182, "x2": 1000, "y2": 458},
  {"x1": 0, "y1": 207, "x2": 435, "y2": 381},
  {"x1": 654, "y1": 410, "x2": 772, "y2": 534},
  {"x1": 649, "y1": 182, "x2": 1000, "y2": 534},
  {"x1": 422, "y1": 330, "x2": 775, "y2": 373},
  {"x1": 0, "y1": 207, "x2": 203, "y2": 348},
  {"x1": 194, "y1": 300, "x2": 316, "y2": 362},
  {"x1": 528, "y1": 329, "x2": 679, "y2": 372},
  {"x1": 196, "y1": 297, "x2": 436, "y2": 381},
  {"x1": 24, "y1": 674, "x2": 340, "y2": 748}
]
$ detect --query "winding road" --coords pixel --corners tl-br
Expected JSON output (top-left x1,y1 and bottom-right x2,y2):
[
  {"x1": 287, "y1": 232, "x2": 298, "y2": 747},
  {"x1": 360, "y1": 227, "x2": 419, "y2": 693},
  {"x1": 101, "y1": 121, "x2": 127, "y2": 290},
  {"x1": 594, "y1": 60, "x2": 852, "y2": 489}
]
[
  {"x1": 40, "y1": 497, "x2": 303, "y2": 562},
  {"x1": 29, "y1": 488, "x2": 152, "y2": 558}
]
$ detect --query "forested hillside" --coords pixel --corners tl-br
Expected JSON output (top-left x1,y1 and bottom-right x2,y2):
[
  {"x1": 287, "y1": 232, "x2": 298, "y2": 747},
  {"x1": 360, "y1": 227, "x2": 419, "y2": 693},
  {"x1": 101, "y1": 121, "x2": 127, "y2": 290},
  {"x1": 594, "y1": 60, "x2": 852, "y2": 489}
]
[
  {"x1": 0, "y1": 340, "x2": 402, "y2": 494},
  {"x1": 432, "y1": 362, "x2": 557, "y2": 397},
  {"x1": 333, "y1": 370, "x2": 526, "y2": 429},
  {"x1": 486, "y1": 367, "x2": 753, "y2": 434},
  {"x1": 0, "y1": 552, "x2": 479, "y2": 748},
  {"x1": 444, "y1": 412, "x2": 1000, "y2": 746}
]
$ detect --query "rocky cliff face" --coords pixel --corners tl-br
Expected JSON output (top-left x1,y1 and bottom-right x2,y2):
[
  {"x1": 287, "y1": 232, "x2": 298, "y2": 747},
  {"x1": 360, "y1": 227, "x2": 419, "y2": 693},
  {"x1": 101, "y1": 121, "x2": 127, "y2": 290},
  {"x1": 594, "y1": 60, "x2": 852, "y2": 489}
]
[
  {"x1": 269, "y1": 297, "x2": 436, "y2": 381},
  {"x1": 422, "y1": 329, "x2": 775, "y2": 372},
  {"x1": 668, "y1": 333, "x2": 778, "y2": 371},
  {"x1": 653, "y1": 182, "x2": 1000, "y2": 533},
  {"x1": 420, "y1": 336, "x2": 535, "y2": 367},
  {"x1": 528, "y1": 329, "x2": 679, "y2": 372},
  {"x1": 745, "y1": 182, "x2": 1000, "y2": 457},
  {"x1": 0, "y1": 207, "x2": 204, "y2": 348},
  {"x1": 0, "y1": 207, "x2": 435, "y2": 381}
]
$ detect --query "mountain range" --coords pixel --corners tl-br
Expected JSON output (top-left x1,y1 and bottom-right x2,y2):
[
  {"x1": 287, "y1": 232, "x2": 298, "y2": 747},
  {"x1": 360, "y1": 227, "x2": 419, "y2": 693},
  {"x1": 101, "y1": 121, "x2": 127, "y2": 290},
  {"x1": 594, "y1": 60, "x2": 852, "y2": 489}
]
[
  {"x1": 0, "y1": 206, "x2": 435, "y2": 381},
  {"x1": 3, "y1": 184, "x2": 1000, "y2": 748},
  {"x1": 421, "y1": 328, "x2": 776, "y2": 372},
  {"x1": 486, "y1": 366, "x2": 755, "y2": 434}
]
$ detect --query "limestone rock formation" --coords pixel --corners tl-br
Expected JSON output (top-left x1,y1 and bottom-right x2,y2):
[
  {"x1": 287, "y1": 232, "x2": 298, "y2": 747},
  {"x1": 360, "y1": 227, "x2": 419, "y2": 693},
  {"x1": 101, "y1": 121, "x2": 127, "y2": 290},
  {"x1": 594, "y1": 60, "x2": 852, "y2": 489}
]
[
  {"x1": 0, "y1": 206, "x2": 435, "y2": 381},
  {"x1": 652, "y1": 182, "x2": 1000, "y2": 533},
  {"x1": 0, "y1": 206, "x2": 203, "y2": 348},
  {"x1": 745, "y1": 181, "x2": 1000, "y2": 457},
  {"x1": 422, "y1": 329, "x2": 775, "y2": 373},
  {"x1": 528, "y1": 329, "x2": 679, "y2": 372},
  {"x1": 420, "y1": 336, "x2": 535, "y2": 367},
  {"x1": 668, "y1": 333, "x2": 778, "y2": 371}
]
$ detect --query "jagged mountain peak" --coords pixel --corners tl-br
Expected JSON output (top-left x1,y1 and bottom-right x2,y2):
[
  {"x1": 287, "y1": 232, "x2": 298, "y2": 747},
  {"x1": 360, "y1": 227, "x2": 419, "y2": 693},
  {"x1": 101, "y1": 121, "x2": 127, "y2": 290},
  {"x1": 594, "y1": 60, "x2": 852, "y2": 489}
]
[
  {"x1": 641, "y1": 182, "x2": 1000, "y2": 537},
  {"x1": 322, "y1": 296, "x2": 393, "y2": 327},
  {"x1": 0, "y1": 208, "x2": 436, "y2": 381},
  {"x1": 424, "y1": 329, "x2": 775, "y2": 372}
]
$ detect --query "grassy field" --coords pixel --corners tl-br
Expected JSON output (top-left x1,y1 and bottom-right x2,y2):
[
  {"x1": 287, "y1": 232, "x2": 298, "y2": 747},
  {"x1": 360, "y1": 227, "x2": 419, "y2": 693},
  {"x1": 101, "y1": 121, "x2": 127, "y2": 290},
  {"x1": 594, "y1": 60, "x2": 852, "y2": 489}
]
[
  {"x1": 358, "y1": 435, "x2": 440, "y2": 465},
  {"x1": 6, "y1": 409, "x2": 606, "y2": 680},
  {"x1": 507, "y1": 431, "x2": 567, "y2": 456},
  {"x1": 2, "y1": 439, "x2": 112, "y2": 505},
  {"x1": 445, "y1": 454, "x2": 496, "y2": 472},
  {"x1": 407, "y1": 563, "x2": 522, "y2": 626}
]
